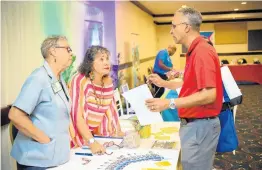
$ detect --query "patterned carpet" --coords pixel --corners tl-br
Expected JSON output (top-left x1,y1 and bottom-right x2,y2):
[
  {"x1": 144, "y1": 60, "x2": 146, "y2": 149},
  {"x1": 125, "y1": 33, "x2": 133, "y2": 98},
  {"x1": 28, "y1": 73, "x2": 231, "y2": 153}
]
[{"x1": 214, "y1": 85, "x2": 262, "y2": 170}]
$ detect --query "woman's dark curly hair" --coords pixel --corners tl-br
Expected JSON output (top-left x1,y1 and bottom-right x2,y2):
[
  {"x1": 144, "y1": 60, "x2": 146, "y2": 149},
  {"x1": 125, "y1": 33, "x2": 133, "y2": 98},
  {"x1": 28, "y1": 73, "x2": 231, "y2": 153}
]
[{"x1": 78, "y1": 45, "x2": 110, "y2": 77}]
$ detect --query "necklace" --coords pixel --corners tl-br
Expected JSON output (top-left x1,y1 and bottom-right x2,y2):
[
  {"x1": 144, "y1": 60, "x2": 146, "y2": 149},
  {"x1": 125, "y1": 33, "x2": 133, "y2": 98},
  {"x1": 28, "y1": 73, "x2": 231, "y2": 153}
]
[{"x1": 90, "y1": 80, "x2": 104, "y2": 108}]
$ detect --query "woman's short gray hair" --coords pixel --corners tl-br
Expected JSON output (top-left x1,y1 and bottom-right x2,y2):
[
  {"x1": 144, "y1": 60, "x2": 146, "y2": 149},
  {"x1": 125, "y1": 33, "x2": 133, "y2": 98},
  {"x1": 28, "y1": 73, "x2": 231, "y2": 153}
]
[
  {"x1": 177, "y1": 7, "x2": 202, "y2": 32},
  {"x1": 41, "y1": 35, "x2": 67, "y2": 58}
]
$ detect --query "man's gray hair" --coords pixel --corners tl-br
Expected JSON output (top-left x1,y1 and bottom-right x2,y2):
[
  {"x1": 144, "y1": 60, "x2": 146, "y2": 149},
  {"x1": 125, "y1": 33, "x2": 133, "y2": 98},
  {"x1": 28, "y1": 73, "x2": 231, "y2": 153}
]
[
  {"x1": 41, "y1": 35, "x2": 67, "y2": 58},
  {"x1": 177, "y1": 7, "x2": 202, "y2": 32}
]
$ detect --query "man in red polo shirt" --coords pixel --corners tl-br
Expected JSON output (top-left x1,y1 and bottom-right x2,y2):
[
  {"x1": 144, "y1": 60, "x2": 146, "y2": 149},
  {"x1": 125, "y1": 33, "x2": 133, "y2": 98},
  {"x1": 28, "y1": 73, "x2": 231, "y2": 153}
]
[{"x1": 146, "y1": 7, "x2": 222, "y2": 170}]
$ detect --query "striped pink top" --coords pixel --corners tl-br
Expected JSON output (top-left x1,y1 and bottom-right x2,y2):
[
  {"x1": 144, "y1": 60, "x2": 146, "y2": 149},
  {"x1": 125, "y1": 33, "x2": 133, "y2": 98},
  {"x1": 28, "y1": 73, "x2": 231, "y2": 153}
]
[{"x1": 69, "y1": 73, "x2": 120, "y2": 147}]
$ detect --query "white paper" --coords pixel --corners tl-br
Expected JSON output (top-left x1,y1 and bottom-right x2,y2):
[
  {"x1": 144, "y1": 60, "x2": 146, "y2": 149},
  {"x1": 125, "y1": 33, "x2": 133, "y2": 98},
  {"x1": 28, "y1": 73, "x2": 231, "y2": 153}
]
[
  {"x1": 221, "y1": 66, "x2": 242, "y2": 100},
  {"x1": 122, "y1": 84, "x2": 163, "y2": 125},
  {"x1": 176, "y1": 87, "x2": 182, "y2": 95}
]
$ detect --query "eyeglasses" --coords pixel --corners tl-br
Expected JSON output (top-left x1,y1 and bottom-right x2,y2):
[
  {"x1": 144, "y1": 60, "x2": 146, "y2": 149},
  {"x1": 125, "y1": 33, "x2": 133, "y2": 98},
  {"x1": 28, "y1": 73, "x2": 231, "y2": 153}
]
[
  {"x1": 56, "y1": 46, "x2": 72, "y2": 53},
  {"x1": 171, "y1": 22, "x2": 189, "y2": 29},
  {"x1": 103, "y1": 141, "x2": 123, "y2": 155}
]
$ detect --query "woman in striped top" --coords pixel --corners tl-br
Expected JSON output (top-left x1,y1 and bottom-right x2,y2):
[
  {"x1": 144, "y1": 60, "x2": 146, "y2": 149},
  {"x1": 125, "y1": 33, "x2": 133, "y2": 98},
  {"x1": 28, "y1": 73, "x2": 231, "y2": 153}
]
[{"x1": 69, "y1": 46, "x2": 124, "y2": 154}]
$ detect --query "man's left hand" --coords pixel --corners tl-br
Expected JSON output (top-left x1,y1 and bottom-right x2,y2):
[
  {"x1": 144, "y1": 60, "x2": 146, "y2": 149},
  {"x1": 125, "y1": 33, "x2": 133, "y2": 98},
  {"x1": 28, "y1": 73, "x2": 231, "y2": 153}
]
[{"x1": 145, "y1": 98, "x2": 170, "y2": 112}]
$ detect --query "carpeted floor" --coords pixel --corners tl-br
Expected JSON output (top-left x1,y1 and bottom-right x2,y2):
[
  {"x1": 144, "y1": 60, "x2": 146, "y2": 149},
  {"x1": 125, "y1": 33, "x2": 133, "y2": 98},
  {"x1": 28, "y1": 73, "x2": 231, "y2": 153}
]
[{"x1": 214, "y1": 85, "x2": 262, "y2": 170}]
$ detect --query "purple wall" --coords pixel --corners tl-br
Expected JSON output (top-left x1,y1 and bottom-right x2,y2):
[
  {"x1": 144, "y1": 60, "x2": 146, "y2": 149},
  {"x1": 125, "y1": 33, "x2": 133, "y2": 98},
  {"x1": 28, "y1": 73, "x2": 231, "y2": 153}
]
[
  {"x1": 89, "y1": 1, "x2": 117, "y2": 65},
  {"x1": 88, "y1": 1, "x2": 118, "y2": 88}
]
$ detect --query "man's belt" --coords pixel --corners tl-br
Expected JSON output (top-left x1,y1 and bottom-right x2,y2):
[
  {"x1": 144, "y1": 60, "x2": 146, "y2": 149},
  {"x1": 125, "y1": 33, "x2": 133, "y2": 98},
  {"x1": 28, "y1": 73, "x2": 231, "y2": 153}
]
[{"x1": 180, "y1": 116, "x2": 217, "y2": 124}]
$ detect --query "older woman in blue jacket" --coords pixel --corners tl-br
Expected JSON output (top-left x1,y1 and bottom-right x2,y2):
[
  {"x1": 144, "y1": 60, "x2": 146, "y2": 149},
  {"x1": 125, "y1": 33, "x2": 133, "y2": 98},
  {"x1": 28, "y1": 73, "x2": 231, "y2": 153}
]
[{"x1": 8, "y1": 35, "x2": 73, "y2": 170}]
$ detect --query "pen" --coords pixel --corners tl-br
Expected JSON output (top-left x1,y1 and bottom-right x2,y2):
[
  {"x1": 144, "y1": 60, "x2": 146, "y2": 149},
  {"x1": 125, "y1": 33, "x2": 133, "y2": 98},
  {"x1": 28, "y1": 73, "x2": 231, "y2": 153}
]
[{"x1": 75, "y1": 152, "x2": 93, "y2": 156}]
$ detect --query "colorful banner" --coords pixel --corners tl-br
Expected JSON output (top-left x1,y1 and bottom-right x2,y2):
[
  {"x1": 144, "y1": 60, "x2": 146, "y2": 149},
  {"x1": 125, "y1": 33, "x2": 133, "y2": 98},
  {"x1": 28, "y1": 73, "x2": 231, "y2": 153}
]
[
  {"x1": 200, "y1": 31, "x2": 215, "y2": 44},
  {"x1": 182, "y1": 31, "x2": 215, "y2": 53}
]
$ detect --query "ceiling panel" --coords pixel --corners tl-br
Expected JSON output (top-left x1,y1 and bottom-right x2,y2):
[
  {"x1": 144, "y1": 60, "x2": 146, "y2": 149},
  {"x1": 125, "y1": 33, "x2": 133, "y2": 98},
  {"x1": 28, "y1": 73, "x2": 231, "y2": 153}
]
[
  {"x1": 154, "y1": 13, "x2": 262, "y2": 22},
  {"x1": 138, "y1": 1, "x2": 262, "y2": 14}
]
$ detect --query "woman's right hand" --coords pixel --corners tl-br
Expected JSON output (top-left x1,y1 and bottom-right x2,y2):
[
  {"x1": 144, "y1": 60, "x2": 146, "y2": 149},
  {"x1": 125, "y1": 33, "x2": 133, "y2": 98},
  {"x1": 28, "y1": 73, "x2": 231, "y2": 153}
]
[{"x1": 90, "y1": 141, "x2": 106, "y2": 155}]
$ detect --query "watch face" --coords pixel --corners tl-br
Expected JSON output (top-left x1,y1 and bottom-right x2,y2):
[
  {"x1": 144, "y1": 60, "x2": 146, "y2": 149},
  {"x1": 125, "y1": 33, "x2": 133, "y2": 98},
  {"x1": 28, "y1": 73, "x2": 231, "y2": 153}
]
[
  {"x1": 170, "y1": 104, "x2": 176, "y2": 109},
  {"x1": 169, "y1": 99, "x2": 176, "y2": 109}
]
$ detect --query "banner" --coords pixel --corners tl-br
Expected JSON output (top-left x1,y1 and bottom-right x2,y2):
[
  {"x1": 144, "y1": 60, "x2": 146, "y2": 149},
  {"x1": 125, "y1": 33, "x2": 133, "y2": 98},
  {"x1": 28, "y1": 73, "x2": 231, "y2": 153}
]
[
  {"x1": 131, "y1": 33, "x2": 141, "y2": 87},
  {"x1": 182, "y1": 31, "x2": 215, "y2": 53},
  {"x1": 200, "y1": 31, "x2": 215, "y2": 45}
]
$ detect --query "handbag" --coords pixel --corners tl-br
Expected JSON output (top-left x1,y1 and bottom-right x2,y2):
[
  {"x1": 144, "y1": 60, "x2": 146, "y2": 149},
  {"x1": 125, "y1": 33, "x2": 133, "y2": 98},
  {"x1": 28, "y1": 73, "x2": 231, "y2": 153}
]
[{"x1": 216, "y1": 86, "x2": 239, "y2": 152}]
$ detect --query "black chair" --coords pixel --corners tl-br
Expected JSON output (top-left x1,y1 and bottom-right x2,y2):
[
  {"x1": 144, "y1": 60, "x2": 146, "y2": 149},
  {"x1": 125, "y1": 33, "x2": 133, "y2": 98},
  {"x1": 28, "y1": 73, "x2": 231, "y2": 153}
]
[
  {"x1": 147, "y1": 67, "x2": 153, "y2": 75},
  {"x1": 143, "y1": 75, "x2": 147, "y2": 84},
  {"x1": 1, "y1": 105, "x2": 18, "y2": 144},
  {"x1": 221, "y1": 59, "x2": 229, "y2": 64},
  {"x1": 242, "y1": 58, "x2": 247, "y2": 64}
]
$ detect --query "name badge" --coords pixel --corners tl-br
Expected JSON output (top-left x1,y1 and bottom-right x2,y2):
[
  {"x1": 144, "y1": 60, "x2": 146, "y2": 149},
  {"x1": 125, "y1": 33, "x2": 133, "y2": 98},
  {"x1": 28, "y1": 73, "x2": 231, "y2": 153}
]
[{"x1": 51, "y1": 81, "x2": 62, "y2": 94}]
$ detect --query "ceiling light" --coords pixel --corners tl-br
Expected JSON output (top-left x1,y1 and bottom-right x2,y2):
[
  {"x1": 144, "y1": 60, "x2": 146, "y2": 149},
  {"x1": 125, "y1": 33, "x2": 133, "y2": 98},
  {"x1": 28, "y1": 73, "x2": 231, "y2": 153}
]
[
  {"x1": 241, "y1": 2, "x2": 247, "y2": 5},
  {"x1": 234, "y1": 8, "x2": 239, "y2": 11},
  {"x1": 182, "y1": 5, "x2": 187, "y2": 8}
]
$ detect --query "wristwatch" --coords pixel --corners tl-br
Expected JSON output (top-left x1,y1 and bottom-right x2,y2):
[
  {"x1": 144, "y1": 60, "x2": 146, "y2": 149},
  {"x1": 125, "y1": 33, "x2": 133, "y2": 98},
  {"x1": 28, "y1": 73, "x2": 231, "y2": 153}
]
[
  {"x1": 88, "y1": 138, "x2": 95, "y2": 145},
  {"x1": 169, "y1": 98, "x2": 176, "y2": 109}
]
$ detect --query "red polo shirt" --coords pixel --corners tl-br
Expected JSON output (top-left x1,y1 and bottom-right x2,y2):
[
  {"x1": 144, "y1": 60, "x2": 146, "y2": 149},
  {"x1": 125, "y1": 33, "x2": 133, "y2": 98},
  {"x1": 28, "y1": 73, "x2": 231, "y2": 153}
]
[{"x1": 178, "y1": 36, "x2": 223, "y2": 118}]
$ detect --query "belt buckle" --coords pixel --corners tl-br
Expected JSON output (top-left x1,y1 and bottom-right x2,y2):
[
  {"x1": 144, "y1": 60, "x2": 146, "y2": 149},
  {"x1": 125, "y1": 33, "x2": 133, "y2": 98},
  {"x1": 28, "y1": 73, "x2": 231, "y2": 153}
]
[{"x1": 181, "y1": 118, "x2": 187, "y2": 125}]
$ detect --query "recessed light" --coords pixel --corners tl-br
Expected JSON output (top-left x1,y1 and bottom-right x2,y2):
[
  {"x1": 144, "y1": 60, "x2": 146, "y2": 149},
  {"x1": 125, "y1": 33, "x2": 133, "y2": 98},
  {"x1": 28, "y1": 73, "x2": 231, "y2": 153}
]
[
  {"x1": 234, "y1": 8, "x2": 239, "y2": 11},
  {"x1": 241, "y1": 2, "x2": 247, "y2": 5},
  {"x1": 182, "y1": 5, "x2": 187, "y2": 8}
]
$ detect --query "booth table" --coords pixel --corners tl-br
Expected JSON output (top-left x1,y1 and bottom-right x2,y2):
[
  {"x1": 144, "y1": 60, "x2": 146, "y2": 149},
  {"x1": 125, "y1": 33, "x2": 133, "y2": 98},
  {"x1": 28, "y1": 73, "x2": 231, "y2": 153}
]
[
  {"x1": 49, "y1": 122, "x2": 181, "y2": 170},
  {"x1": 228, "y1": 64, "x2": 262, "y2": 84}
]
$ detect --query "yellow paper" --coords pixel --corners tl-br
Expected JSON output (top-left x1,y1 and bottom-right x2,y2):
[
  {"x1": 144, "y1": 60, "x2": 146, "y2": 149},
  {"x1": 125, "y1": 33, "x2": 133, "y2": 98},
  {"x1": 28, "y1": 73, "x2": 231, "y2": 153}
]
[
  {"x1": 151, "y1": 132, "x2": 164, "y2": 136},
  {"x1": 160, "y1": 127, "x2": 179, "y2": 134},
  {"x1": 161, "y1": 130, "x2": 175, "y2": 134},
  {"x1": 160, "y1": 127, "x2": 178, "y2": 131},
  {"x1": 155, "y1": 161, "x2": 172, "y2": 167},
  {"x1": 154, "y1": 135, "x2": 170, "y2": 140}
]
